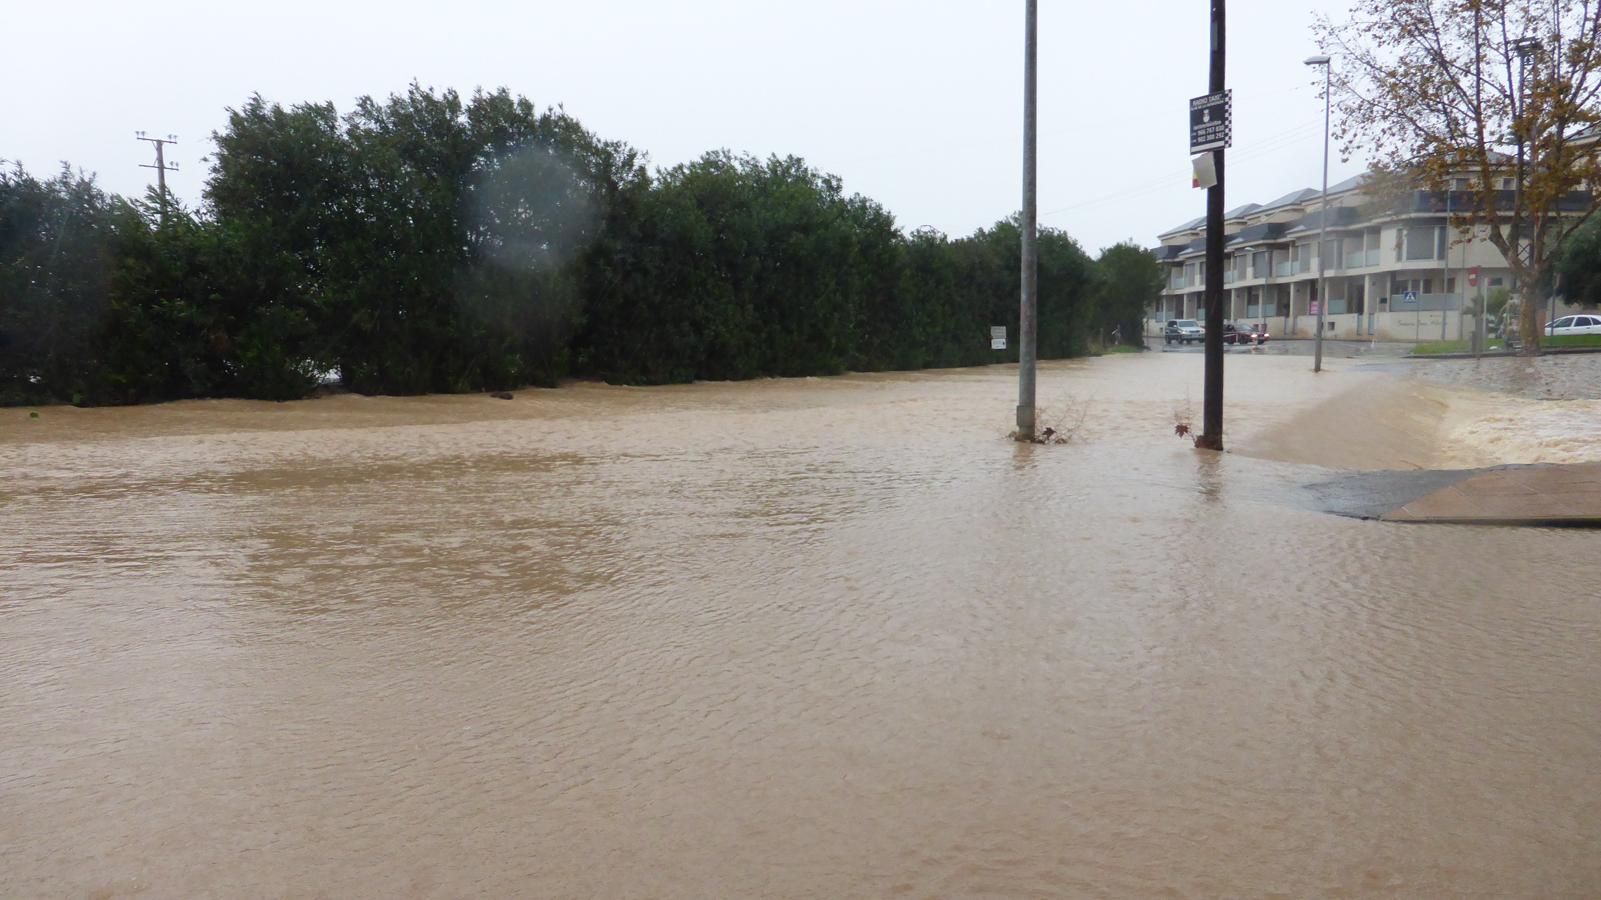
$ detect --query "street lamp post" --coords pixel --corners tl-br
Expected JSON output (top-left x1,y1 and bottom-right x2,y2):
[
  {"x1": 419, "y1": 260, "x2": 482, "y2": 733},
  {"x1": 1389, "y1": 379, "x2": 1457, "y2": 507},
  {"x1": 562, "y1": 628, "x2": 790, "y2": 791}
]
[{"x1": 1305, "y1": 54, "x2": 1332, "y2": 373}]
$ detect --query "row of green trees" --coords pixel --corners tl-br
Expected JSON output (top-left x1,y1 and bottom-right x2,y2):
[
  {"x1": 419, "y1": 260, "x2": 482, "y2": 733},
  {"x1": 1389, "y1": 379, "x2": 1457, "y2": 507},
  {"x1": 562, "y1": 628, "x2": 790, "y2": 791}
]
[{"x1": 2, "y1": 85, "x2": 1162, "y2": 407}]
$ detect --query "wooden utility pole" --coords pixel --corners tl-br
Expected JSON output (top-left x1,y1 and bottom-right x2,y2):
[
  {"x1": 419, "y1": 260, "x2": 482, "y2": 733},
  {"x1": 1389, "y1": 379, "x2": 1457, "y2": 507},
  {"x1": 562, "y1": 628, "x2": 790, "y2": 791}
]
[
  {"x1": 1198, "y1": 0, "x2": 1226, "y2": 450},
  {"x1": 136, "y1": 132, "x2": 179, "y2": 227},
  {"x1": 1017, "y1": 0, "x2": 1039, "y2": 440}
]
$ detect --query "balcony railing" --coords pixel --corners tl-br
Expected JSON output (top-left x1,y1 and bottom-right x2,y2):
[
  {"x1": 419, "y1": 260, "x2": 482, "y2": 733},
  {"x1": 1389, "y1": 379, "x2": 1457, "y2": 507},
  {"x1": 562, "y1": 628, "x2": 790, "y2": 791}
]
[{"x1": 1274, "y1": 261, "x2": 1292, "y2": 277}]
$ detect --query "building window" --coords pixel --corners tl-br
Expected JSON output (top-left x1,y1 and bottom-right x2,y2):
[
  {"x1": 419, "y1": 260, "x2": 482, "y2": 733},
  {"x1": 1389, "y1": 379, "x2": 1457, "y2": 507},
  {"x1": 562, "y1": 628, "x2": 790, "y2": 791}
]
[
  {"x1": 1501, "y1": 178, "x2": 1514, "y2": 190},
  {"x1": 1391, "y1": 278, "x2": 1433, "y2": 295},
  {"x1": 1403, "y1": 227, "x2": 1441, "y2": 261}
]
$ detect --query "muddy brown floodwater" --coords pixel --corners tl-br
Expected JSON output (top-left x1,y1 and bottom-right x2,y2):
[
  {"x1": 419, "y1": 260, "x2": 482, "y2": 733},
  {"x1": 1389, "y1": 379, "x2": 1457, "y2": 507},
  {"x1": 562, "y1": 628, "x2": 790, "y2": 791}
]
[{"x1": 3, "y1": 353, "x2": 1600, "y2": 898}]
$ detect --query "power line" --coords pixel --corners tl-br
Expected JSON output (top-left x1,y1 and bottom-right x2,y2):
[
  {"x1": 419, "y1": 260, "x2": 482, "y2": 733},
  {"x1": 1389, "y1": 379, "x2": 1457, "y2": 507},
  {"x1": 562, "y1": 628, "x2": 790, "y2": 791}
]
[{"x1": 1039, "y1": 118, "x2": 1326, "y2": 218}]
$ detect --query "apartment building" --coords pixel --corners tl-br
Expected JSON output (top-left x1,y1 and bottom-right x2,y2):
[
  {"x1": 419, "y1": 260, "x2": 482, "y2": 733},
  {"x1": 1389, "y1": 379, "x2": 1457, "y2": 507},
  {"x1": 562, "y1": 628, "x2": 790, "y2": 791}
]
[{"x1": 1149, "y1": 170, "x2": 1591, "y2": 342}]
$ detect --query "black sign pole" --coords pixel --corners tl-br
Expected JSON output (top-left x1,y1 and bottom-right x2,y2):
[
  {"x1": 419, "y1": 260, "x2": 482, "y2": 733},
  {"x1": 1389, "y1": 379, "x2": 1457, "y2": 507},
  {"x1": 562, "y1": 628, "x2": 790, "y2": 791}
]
[{"x1": 1198, "y1": 0, "x2": 1226, "y2": 451}]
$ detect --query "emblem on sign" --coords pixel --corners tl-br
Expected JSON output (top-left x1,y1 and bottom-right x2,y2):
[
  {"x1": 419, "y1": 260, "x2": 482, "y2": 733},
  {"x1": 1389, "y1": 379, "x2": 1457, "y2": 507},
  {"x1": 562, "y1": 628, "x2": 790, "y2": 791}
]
[{"x1": 1189, "y1": 90, "x2": 1233, "y2": 154}]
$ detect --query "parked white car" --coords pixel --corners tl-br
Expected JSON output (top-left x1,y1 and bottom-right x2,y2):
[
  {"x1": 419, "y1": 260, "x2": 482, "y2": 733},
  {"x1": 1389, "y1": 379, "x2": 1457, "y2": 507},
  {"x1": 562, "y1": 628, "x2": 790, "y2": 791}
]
[{"x1": 1544, "y1": 314, "x2": 1601, "y2": 336}]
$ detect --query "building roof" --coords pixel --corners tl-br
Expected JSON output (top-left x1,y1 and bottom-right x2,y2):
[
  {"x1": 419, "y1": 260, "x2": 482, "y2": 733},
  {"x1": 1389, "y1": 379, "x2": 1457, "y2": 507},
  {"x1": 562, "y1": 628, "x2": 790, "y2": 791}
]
[
  {"x1": 1226, "y1": 222, "x2": 1290, "y2": 247},
  {"x1": 1224, "y1": 202, "x2": 1262, "y2": 220},
  {"x1": 1323, "y1": 173, "x2": 1369, "y2": 196},
  {"x1": 1259, "y1": 188, "x2": 1320, "y2": 212},
  {"x1": 1286, "y1": 205, "x2": 1365, "y2": 233},
  {"x1": 1157, "y1": 214, "x2": 1207, "y2": 238},
  {"x1": 1151, "y1": 244, "x2": 1186, "y2": 262}
]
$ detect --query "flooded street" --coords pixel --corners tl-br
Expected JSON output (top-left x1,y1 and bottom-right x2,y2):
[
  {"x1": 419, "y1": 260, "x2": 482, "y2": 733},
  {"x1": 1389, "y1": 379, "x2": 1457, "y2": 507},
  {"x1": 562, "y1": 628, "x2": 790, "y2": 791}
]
[{"x1": 4, "y1": 353, "x2": 1600, "y2": 897}]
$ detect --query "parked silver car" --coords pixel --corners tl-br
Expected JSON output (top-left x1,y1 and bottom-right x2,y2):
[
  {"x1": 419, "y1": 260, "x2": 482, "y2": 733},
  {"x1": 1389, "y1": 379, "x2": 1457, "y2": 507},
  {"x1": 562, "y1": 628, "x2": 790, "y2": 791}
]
[{"x1": 1164, "y1": 319, "x2": 1205, "y2": 345}]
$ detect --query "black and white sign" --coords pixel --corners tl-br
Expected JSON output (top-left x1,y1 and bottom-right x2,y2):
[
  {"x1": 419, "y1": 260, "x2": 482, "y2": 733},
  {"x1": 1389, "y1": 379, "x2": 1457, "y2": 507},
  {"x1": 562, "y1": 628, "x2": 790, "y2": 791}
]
[
  {"x1": 990, "y1": 326, "x2": 1007, "y2": 351},
  {"x1": 1189, "y1": 90, "x2": 1232, "y2": 154}
]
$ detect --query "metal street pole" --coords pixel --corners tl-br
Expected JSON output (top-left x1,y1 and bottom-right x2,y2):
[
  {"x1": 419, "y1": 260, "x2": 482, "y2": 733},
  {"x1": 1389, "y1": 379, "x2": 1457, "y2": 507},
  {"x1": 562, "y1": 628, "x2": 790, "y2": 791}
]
[
  {"x1": 1306, "y1": 55, "x2": 1332, "y2": 372},
  {"x1": 1550, "y1": 272, "x2": 1562, "y2": 335},
  {"x1": 1476, "y1": 267, "x2": 1485, "y2": 358},
  {"x1": 1199, "y1": 0, "x2": 1227, "y2": 451},
  {"x1": 1457, "y1": 222, "x2": 1468, "y2": 341},
  {"x1": 1473, "y1": 6, "x2": 1485, "y2": 357},
  {"x1": 1447, "y1": 186, "x2": 1460, "y2": 339},
  {"x1": 1016, "y1": 0, "x2": 1039, "y2": 439},
  {"x1": 1512, "y1": 38, "x2": 1537, "y2": 352}
]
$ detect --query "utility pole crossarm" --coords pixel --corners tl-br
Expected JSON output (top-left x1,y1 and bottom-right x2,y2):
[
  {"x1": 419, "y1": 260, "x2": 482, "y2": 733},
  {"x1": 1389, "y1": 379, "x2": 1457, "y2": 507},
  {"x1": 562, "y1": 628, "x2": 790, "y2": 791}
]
[{"x1": 135, "y1": 132, "x2": 179, "y2": 227}]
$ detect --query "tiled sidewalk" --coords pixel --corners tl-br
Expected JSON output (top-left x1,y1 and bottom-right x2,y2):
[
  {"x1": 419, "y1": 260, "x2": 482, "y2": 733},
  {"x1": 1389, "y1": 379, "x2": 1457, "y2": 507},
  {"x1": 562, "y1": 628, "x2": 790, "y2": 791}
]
[{"x1": 1382, "y1": 463, "x2": 1601, "y2": 525}]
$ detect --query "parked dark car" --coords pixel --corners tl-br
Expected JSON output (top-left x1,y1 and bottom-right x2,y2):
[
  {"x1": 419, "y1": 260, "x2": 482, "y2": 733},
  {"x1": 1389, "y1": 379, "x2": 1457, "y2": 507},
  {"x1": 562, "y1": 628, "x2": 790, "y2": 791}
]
[{"x1": 1222, "y1": 322, "x2": 1269, "y2": 345}]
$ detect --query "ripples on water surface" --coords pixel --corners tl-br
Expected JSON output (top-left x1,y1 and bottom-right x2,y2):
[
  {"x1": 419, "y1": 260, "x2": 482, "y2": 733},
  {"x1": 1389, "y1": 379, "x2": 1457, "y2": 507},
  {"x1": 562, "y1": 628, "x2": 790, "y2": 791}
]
[{"x1": 3, "y1": 354, "x2": 1599, "y2": 897}]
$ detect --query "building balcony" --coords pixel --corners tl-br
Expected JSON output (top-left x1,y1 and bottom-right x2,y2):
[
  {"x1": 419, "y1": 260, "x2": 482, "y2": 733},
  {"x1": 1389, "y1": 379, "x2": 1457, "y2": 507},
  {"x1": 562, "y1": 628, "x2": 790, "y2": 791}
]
[{"x1": 1390, "y1": 256, "x2": 1452, "y2": 270}]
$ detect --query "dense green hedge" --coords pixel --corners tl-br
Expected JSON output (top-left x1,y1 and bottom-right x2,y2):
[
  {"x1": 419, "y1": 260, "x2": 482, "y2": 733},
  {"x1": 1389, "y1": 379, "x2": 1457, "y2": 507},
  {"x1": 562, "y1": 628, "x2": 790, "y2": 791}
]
[{"x1": 1, "y1": 85, "x2": 1161, "y2": 406}]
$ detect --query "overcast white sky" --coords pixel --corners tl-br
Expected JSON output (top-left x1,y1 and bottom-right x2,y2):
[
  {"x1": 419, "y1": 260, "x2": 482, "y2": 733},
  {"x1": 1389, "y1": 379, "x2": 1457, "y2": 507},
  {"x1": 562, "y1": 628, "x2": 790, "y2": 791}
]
[{"x1": 2, "y1": 0, "x2": 1366, "y2": 254}]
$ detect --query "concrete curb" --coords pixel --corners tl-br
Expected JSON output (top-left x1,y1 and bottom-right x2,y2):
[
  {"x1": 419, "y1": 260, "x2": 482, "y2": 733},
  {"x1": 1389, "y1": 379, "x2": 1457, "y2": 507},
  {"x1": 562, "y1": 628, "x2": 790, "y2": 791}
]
[{"x1": 1406, "y1": 345, "x2": 1601, "y2": 360}]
